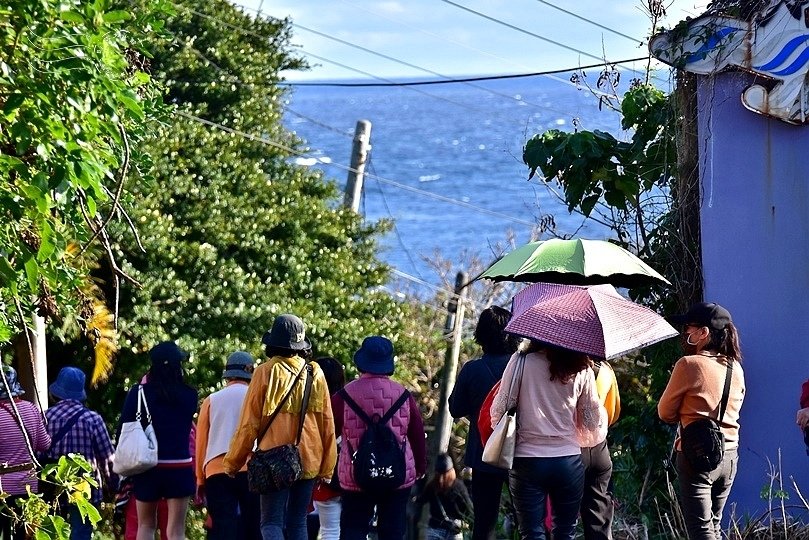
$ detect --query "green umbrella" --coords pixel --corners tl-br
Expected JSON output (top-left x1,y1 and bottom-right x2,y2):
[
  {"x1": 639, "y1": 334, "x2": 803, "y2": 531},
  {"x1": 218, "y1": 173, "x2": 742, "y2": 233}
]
[{"x1": 479, "y1": 238, "x2": 670, "y2": 288}]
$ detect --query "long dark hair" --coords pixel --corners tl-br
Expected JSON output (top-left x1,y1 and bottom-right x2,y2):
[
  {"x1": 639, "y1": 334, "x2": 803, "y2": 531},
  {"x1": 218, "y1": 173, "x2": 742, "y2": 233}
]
[
  {"x1": 526, "y1": 341, "x2": 592, "y2": 383},
  {"x1": 148, "y1": 360, "x2": 191, "y2": 402},
  {"x1": 314, "y1": 356, "x2": 345, "y2": 396},
  {"x1": 707, "y1": 322, "x2": 742, "y2": 362},
  {"x1": 474, "y1": 306, "x2": 520, "y2": 355}
]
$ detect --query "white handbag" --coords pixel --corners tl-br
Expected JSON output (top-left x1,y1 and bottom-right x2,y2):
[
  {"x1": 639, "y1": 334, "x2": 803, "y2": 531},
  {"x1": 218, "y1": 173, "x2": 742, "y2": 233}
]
[
  {"x1": 482, "y1": 353, "x2": 525, "y2": 469},
  {"x1": 113, "y1": 385, "x2": 158, "y2": 476}
]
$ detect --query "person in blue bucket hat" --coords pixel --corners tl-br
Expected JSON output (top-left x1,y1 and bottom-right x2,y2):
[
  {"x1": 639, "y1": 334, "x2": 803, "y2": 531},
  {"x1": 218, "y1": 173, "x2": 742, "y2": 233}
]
[
  {"x1": 0, "y1": 365, "x2": 50, "y2": 540},
  {"x1": 331, "y1": 336, "x2": 427, "y2": 540},
  {"x1": 42, "y1": 366, "x2": 117, "y2": 540}
]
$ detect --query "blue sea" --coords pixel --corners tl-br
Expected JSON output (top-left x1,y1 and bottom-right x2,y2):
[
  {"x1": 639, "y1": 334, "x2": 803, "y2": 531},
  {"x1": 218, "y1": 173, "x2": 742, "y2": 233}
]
[{"x1": 283, "y1": 75, "x2": 630, "y2": 294}]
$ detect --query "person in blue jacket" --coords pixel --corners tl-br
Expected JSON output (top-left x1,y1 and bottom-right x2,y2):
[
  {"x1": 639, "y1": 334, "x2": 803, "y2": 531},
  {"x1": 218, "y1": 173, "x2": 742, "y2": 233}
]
[
  {"x1": 448, "y1": 306, "x2": 519, "y2": 540},
  {"x1": 119, "y1": 341, "x2": 198, "y2": 540}
]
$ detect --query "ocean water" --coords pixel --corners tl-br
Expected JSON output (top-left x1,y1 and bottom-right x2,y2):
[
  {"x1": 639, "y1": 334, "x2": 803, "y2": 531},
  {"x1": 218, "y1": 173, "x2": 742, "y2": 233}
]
[{"x1": 283, "y1": 75, "x2": 629, "y2": 292}]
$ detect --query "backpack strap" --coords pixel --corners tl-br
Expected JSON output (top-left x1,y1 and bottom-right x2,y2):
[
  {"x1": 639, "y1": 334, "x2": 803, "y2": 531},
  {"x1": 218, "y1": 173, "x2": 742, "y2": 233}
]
[
  {"x1": 339, "y1": 389, "x2": 373, "y2": 425},
  {"x1": 340, "y1": 389, "x2": 410, "y2": 426},
  {"x1": 380, "y1": 391, "x2": 410, "y2": 425}
]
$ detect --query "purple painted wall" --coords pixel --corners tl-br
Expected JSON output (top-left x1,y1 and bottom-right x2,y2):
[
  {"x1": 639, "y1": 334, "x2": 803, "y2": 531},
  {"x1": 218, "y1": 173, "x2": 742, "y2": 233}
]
[{"x1": 697, "y1": 71, "x2": 809, "y2": 515}]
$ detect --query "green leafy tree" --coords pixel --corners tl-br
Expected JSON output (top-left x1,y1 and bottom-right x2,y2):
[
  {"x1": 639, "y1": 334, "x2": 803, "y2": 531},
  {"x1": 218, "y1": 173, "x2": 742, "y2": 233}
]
[
  {"x1": 76, "y1": 0, "x2": 429, "y2": 415},
  {"x1": 1, "y1": 1, "x2": 166, "y2": 536},
  {"x1": 0, "y1": 0, "x2": 167, "y2": 343}
]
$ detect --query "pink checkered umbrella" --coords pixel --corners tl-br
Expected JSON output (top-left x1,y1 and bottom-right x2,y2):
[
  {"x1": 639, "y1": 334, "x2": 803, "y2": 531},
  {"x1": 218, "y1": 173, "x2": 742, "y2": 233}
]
[{"x1": 506, "y1": 282, "x2": 678, "y2": 360}]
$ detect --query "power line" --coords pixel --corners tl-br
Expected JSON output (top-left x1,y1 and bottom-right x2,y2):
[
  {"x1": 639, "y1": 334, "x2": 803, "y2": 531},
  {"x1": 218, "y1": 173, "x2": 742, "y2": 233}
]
[
  {"x1": 367, "y1": 157, "x2": 427, "y2": 282},
  {"x1": 534, "y1": 0, "x2": 644, "y2": 44},
  {"x1": 296, "y1": 49, "x2": 488, "y2": 113},
  {"x1": 335, "y1": 0, "x2": 632, "y2": 97},
  {"x1": 172, "y1": 4, "x2": 488, "y2": 114},
  {"x1": 285, "y1": 107, "x2": 353, "y2": 138},
  {"x1": 438, "y1": 0, "x2": 653, "y2": 81},
  {"x1": 281, "y1": 57, "x2": 651, "y2": 87},
  {"x1": 176, "y1": 111, "x2": 538, "y2": 228},
  {"x1": 290, "y1": 21, "x2": 558, "y2": 111}
]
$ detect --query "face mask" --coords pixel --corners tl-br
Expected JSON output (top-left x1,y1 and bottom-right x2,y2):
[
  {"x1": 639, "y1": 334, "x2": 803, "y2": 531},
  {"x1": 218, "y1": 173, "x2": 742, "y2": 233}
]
[{"x1": 680, "y1": 329, "x2": 702, "y2": 354}]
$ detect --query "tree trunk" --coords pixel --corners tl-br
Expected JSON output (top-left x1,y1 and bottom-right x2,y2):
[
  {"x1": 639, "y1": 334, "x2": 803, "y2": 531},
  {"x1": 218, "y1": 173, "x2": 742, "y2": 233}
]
[{"x1": 673, "y1": 70, "x2": 704, "y2": 311}]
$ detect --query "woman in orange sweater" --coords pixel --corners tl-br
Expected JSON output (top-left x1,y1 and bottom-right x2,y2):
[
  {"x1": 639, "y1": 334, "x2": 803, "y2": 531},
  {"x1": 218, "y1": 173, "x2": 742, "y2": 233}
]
[{"x1": 658, "y1": 302, "x2": 744, "y2": 540}]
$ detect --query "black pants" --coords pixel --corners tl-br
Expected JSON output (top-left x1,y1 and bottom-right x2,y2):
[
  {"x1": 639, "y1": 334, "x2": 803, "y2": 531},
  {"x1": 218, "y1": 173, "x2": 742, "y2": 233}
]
[
  {"x1": 581, "y1": 440, "x2": 614, "y2": 540},
  {"x1": 205, "y1": 472, "x2": 261, "y2": 540},
  {"x1": 470, "y1": 468, "x2": 508, "y2": 540},
  {"x1": 340, "y1": 488, "x2": 410, "y2": 540},
  {"x1": 509, "y1": 455, "x2": 584, "y2": 540}
]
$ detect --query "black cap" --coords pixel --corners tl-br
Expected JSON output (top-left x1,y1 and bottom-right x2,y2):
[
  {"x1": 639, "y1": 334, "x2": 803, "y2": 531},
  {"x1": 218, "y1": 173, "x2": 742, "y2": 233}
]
[
  {"x1": 434, "y1": 453, "x2": 454, "y2": 474},
  {"x1": 671, "y1": 302, "x2": 732, "y2": 330}
]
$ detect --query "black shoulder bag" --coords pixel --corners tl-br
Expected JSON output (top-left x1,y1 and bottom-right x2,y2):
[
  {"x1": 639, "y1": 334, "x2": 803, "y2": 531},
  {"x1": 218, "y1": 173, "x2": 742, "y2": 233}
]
[
  {"x1": 679, "y1": 359, "x2": 733, "y2": 473},
  {"x1": 248, "y1": 362, "x2": 313, "y2": 493}
]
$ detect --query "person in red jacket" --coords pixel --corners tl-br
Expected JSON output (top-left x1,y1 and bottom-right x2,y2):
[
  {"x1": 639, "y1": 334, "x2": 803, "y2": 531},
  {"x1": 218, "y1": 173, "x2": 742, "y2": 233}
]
[
  {"x1": 331, "y1": 336, "x2": 426, "y2": 540},
  {"x1": 796, "y1": 379, "x2": 809, "y2": 450}
]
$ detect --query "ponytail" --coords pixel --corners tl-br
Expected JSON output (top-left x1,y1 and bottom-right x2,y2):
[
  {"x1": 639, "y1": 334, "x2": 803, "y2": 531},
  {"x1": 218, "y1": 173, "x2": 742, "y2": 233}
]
[{"x1": 708, "y1": 322, "x2": 742, "y2": 362}]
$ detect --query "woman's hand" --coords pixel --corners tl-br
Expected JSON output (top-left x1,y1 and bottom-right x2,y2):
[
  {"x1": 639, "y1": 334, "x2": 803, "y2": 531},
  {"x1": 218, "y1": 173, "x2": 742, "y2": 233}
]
[{"x1": 796, "y1": 407, "x2": 809, "y2": 429}]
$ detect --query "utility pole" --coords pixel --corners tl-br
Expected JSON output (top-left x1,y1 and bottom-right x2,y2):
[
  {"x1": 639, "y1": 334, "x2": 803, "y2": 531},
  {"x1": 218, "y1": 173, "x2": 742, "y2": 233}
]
[
  {"x1": 431, "y1": 271, "x2": 469, "y2": 462},
  {"x1": 343, "y1": 120, "x2": 372, "y2": 212},
  {"x1": 15, "y1": 314, "x2": 48, "y2": 411},
  {"x1": 674, "y1": 71, "x2": 703, "y2": 311}
]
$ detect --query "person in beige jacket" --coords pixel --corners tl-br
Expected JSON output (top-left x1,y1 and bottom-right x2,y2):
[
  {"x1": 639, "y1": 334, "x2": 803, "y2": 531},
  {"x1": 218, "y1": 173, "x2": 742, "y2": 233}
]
[
  {"x1": 225, "y1": 314, "x2": 337, "y2": 540},
  {"x1": 658, "y1": 302, "x2": 745, "y2": 540}
]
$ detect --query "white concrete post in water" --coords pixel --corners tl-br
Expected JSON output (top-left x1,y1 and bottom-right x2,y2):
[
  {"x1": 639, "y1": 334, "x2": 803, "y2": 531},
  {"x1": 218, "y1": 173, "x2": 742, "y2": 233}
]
[{"x1": 343, "y1": 120, "x2": 372, "y2": 212}]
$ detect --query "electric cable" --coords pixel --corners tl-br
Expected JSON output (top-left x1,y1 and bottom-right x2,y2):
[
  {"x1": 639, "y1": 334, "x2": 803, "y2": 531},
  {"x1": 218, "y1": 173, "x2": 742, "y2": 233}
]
[
  {"x1": 438, "y1": 0, "x2": 663, "y2": 83},
  {"x1": 176, "y1": 111, "x2": 538, "y2": 228},
  {"x1": 290, "y1": 21, "x2": 564, "y2": 111},
  {"x1": 280, "y1": 58, "x2": 651, "y2": 87},
  {"x1": 367, "y1": 157, "x2": 428, "y2": 282},
  {"x1": 171, "y1": 3, "x2": 489, "y2": 113},
  {"x1": 333, "y1": 0, "x2": 644, "y2": 96},
  {"x1": 534, "y1": 0, "x2": 644, "y2": 44}
]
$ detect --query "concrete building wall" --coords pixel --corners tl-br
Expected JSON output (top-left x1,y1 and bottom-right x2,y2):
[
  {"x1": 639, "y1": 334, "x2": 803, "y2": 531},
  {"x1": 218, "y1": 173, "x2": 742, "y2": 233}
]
[{"x1": 697, "y1": 71, "x2": 809, "y2": 515}]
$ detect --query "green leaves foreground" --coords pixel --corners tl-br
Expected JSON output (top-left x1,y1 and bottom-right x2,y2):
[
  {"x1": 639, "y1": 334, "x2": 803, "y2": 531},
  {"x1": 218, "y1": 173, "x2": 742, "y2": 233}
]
[
  {"x1": 523, "y1": 85, "x2": 674, "y2": 218},
  {"x1": 0, "y1": 454, "x2": 100, "y2": 540},
  {"x1": 0, "y1": 0, "x2": 168, "y2": 337}
]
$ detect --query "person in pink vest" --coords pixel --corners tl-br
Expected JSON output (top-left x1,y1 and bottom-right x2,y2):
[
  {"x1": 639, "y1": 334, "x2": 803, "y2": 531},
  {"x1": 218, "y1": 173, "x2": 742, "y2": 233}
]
[{"x1": 331, "y1": 336, "x2": 426, "y2": 540}]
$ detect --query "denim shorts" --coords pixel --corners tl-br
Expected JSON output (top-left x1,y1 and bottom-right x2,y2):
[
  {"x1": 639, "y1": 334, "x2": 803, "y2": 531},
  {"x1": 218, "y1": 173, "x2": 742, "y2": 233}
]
[{"x1": 133, "y1": 465, "x2": 195, "y2": 502}]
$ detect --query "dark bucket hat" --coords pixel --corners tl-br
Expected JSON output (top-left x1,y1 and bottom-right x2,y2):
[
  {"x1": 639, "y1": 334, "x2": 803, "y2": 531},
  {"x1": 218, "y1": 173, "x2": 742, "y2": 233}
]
[
  {"x1": 0, "y1": 366, "x2": 25, "y2": 400},
  {"x1": 222, "y1": 351, "x2": 254, "y2": 381},
  {"x1": 49, "y1": 366, "x2": 87, "y2": 402},
  {"x1": 671, "y1": 302, "x2": 732, "y2": 331},
  {"x1": 353, "y1": 336, "x2": 395, "y2": 375},
  {"x1": 262, "y1": 314, "x2": 312, "y2": 351}
]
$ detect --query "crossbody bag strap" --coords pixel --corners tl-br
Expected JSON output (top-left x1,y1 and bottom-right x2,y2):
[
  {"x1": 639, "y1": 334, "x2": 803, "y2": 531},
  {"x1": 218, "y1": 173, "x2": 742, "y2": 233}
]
[
  {"x1": 256, "y1": 362, "x2": 307, "y2": 444},
  {"x1": 481, "y1": 360, "x2": 498, "y2": 387},
  {"x1": 506, "y1": 353, "x2": 526, "y2": 410},
  {"x1": 717, "y1": 359, "x2": 734, "y2": 424},
  {"x1": 50, "y1": 407, "x2": 88, "y2": 448},
  {"x1": 295, "y1": 365, "x2": 314, "y2": 446}
]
